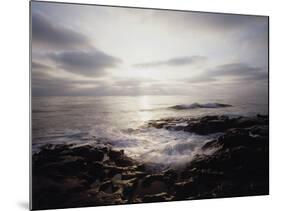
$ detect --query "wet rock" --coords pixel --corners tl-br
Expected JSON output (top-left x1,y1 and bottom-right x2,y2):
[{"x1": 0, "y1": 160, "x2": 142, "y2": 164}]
[
  {"x1": 148, "y1": 114, "x2": 268, "y2": 135},
  {"x1": 114, "y1": 156, "x2": 135, "y2": 167},
  {"x1": 108, "y1": 149, "x2": 124, "y2": 160},
  {"x1": 92, "y1": 191, "x2": 125, "y2": 205},
  {"x1": 141, "y1": 174, "x2": 164, "y2": 187},
  {"x1": 163, "y1": 169, "x2": 177, "y2": 184},
  {"x1": 32, "y1": 144, "x2": 140, "y2": 209},
  {"x1": 136, "y1": 164, "x2": 146, "y2": 172},
  {"x1": 105, "y1": 165, "x2": 129, "y2": 177},
  {"x1": 143, "y1": 192, "x2": 172, "y2": 202},
  {"x1": 249, "y1": 125, "x2": 269, "y2": 137},
  {"x1": 70, "y1": 145, "x2": 104, "y2": 162},
  {"x1": 202, "y1": 127, "x2": 268, "y2": 151},
  {"x1": 122, "y1": 178, "x2": 139, "y2": 197},
  {"x1": 122, "y1": 171, "x2": 146, "y2": 180},
  {"x1": 174, "y1": 181, "x2": 197, "y2": 199},
  {"x1": 99, "y1": 181, "x2": 113, "y2": 193},
  {"x1": 183, "y1": 116, "x2": 233, "y2": 135},
  {"x1": 183, "y1": 123, "x2": 269, "y2": 197}
]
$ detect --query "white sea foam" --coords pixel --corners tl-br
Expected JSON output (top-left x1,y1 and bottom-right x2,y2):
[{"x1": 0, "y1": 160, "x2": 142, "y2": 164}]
[{"x1": 89, "y1": 125, "x2": 219, "y2": 168}]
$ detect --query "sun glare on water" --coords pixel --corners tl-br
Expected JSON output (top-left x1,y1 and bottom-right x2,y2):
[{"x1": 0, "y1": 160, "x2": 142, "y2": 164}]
[{"x1": 137, "y1": 96, "x2": 153, "y2": 122}]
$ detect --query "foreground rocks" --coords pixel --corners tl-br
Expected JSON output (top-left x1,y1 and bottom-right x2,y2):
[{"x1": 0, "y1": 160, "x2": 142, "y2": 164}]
[
  {"x1": 32, "y1": 114, "x2": 269, "y2": 210},
  {"x1": 179, "y1": 125, "x2": 269, "y2": 199},
  {"x1": 32, "y1": 143, "x2": 179, "y2": 209},
  {"x1": 32, "y1": 144, "x2": 146, "y2": 209}
]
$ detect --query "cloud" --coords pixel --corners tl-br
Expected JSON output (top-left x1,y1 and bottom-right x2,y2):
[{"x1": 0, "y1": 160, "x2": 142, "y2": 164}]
[
  {"x1": 134, "y1": 56, "x2": 207, "y2": 68},
  {"x1": 32, "y1": 67, "x2": 106, "y2": 96},
  {"x1": 31, "y1": 12, "x2": 122, "y2": 78},
  {"x1": 32, "y1": 11, "x2": 90, "y2": 50},
  {"x1": 48, "y1": 49, "x2": 122, "y2": 77},
  {"x1": 112, "y1": 78, "x2": 157, "y2": 86},
  {"x1": 32, "y1": 61, "x2": 52, "y2": 70},
  {"x1": 193, "y1": 13, "x2": 267, "y2": 31},
  {"x1": 183, "y1": 63, "x2": 267, "y2": 84},
  {"x1": 209, "y1": 63, "x2": 268, "y2": 81},
  {"x1": 184, "y1": 75, "x2": 217, "y2": 84},
  {"x1": 151, "y1": 10, "x2": 268, "y2": 33}
]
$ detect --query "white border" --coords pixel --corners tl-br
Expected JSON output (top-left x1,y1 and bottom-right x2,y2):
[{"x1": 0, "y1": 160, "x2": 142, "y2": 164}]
[{"x1": 1, "y1": 0, "x2": 280, "y2": 211}]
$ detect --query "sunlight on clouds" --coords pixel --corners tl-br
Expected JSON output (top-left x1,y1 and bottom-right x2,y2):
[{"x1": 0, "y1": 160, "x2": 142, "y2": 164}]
[{"x1": 31, "y1": 1, "x2": 268, "y2": 99}]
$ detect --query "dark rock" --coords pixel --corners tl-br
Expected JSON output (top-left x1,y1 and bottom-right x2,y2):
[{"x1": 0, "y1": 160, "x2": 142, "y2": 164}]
[
  {"x1": 163, "y1": 169, "x2": 177, "y2": 184},
  {"x1": 114, "y1": 156, "x2": 135, "y2": 167},
  {"x1": 143, "y1": 192, "x2": 171, "y2": 202},
  {"x1": 99, "y1": 181, "x2": 113, "y2": 193},
  {"x1": 70, "y1": 146, "x2": 104, "y2": 162},
  {"x1": 136, "y1": 164, "x2": 146, "y2": 171},
  {"x1": 122, "y1": 178, "x2": 139, "y2": 197},
  {"x1": 249, "y1": 125, "x2": 269, "y2": 137},
  {"x1": 92, "y1": 191, "x2": 125, "y2": 205},
  {"x1": 148, "y1": 120, "x2": 167, "y2": 129},
  {"x1": 108, "y1": 149, "x2": 124, "y2": 160},
  {"x1": 148, "y1": 114, "x2": 268, "y2": 135},
  {"x1": 184, "y1": 122, "x2": 269, "y2": 197},
  {"x1": 202, "y1": 127, "x2": 268, "y2": 151},
  {"x1": 174, "y1": 181, "x2": 197, "y2": 199},
  {"x1": 141, "y1": 174, "x2": 164, "y2": 187},
  {"x1": 122, "y1": 171, "x2": 146, "y2": 180}
]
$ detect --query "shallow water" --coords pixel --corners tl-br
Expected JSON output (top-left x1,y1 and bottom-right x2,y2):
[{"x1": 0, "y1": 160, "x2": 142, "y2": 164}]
[{"x1": 32, "y1": 95, "x2": 268, "y2": 167}]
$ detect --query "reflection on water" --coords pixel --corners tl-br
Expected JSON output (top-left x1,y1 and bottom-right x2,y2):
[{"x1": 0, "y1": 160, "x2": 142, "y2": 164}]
[{"x1": 137, "y1": 96, "x2": 154, "y2": 122}]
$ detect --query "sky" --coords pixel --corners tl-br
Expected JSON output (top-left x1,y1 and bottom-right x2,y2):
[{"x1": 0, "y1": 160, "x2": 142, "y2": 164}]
[{"x1": 31, "y1": 1, "x2": 268, "y2": 101}]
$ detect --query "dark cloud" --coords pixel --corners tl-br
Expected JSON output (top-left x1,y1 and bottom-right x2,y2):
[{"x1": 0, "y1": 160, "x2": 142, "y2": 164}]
[
  {"x1": 32, "y1": 74, "x2": 137, "y2": 96},
  {"x1": 32, "y1": 11, "x2": 90, "y2": 50},
  {"x1": 184, "y1": 75, "x2": 217, "y2": 84},
  {"x1": 32, "y1": 68, "x2": 106, "y2": 96},
  {"x1": 209, "y1": 63, "x2": 268, "y2": 81},
  {"x1": 246, "y1": 71, "x2": 268, "y2": 81},
  {"x1": 193, "y1": 13, "x2": 267, "y2": 31},
  {"x1": 32, "y1": 68, "x2": 67, "y2": 96},
  {"x1": 32, "y1": 12, "x2": 122, "y2": 77},
  {"x1": 32, "y1": 61, "x2": 52, "y2": 70},
  {"x1": 134, "y1": 56, "x2": 207, "y2": 68},
  {"x1": 48, "y1": 49, "x2": 122, "y2": 77},
  {"x1": 32, "y1": 69, "x2": 164, "y2": 97},
  {"x1": 183, "y1": 63, "x2": 268, "y2": 84}
]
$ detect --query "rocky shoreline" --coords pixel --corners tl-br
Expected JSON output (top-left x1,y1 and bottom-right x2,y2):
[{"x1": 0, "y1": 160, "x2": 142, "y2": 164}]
[{"x1": 32, "y1": 114, "x2": 269, "y2": 210}]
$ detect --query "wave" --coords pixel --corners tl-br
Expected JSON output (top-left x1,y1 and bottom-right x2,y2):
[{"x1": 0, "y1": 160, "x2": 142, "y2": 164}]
[{"x1": 169, "y1": 102, "x2": 232, "y2": 110}]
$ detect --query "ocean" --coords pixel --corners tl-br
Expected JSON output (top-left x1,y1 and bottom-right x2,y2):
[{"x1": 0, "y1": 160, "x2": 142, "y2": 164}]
[{"x1": 32, "y1": 96, "x2": 268, "y2": 168}]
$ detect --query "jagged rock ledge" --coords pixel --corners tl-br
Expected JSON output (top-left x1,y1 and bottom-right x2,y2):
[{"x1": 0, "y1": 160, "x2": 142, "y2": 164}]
[{"x1": 147, "y1": 114, "x2": 268, "y2": 135}]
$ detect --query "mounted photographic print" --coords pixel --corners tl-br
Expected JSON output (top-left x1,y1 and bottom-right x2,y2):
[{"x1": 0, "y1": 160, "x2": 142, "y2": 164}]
[{"x1": 30, "y1": 1, "x2": 269, "y2": 210}]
